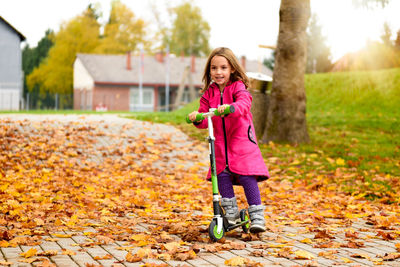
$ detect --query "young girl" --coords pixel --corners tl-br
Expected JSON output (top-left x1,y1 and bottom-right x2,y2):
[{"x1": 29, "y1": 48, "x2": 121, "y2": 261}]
[{"x1": 188, "y1": 47, "x2": 269, "y2": 233}]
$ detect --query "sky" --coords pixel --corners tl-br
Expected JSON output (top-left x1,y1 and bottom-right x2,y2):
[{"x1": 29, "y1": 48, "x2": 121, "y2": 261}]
[{"x1": 1, "y1": 0, "x2": 400, "y2": 62}]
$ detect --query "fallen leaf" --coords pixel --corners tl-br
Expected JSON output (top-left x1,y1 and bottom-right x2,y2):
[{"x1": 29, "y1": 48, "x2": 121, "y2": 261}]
[
  {"x1": 125, "y1": 251, "x2": 142, "y2": 263},
  {"x1": 225, "y1": 256, "x2": 247, "y2": 266},
  {"x1": 61, "y1": 249, "x2": 76, "y2": 255},
  {"x1": 37, "y1": 250, "x2": 58, "y2": 256},
  {"x1": 294, "y1": 250, "x2": 315, "y2": 260},
  {"x1": 20, "y1": 248, "x2": 37, "y2": 258}
]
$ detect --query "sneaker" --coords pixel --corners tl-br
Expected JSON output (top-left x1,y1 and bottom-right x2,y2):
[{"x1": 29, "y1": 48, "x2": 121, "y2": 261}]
[
  {"x1": 221, "y1": 197, "x2": 240, "y2": 225},
  {"x1": 248, "y1": 205, "x2": 266, "y2": 233}
]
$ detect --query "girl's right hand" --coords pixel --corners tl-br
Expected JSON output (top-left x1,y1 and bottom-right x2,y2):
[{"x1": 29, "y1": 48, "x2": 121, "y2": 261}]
[{"x1": 188, "y1": 111, "x2": 200, "y2": 122}]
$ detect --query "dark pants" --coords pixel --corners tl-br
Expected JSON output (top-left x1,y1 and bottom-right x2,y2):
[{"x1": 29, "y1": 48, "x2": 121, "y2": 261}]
[{"x1": 217, "y1": 170, "x2": 261, "y2": 206}]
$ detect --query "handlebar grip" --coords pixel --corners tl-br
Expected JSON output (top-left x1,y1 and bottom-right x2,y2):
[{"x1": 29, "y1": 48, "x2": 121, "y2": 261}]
[
  {"x1": 186, "y1": 113, "x2": 205, "y2": 123},
  {"x1": 214, "y1": 105, "x2": 235, "y2": 116},
  {"x1": 186, "y1": 105, "x2": 235, "y2": 123}
]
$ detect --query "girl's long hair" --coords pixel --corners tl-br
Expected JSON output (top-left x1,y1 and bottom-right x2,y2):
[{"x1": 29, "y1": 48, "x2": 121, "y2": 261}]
[{"x1": 201, "y1": 47, "x2": 250, "y2": 94}]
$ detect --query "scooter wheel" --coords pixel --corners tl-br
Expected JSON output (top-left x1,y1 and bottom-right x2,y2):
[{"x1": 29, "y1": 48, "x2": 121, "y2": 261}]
[
  {"x1": 208, "y1": 218, "x2": 225, "y2": 242},
  {"x1": 240, "y1": 209, "x2": 250, "y2": 234}
]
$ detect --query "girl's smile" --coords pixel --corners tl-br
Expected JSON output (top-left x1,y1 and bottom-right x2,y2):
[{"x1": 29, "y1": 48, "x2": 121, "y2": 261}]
[{"x1": 210, "y1": 56, "x2": 234, "y2": 91}]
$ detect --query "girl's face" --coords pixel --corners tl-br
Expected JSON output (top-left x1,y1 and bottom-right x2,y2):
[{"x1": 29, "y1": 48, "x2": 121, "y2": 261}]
[{"x1": 210, "y1": 55, "x2": 234, "y2": 90}]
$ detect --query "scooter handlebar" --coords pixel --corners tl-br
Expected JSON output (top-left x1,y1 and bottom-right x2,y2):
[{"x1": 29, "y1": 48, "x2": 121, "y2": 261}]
[{"x1": 186, "y1": 105, "x2": 235, "y2": 123}]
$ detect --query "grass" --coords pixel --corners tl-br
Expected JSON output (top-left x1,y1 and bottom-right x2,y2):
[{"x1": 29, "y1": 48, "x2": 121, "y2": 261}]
[{"x1": 305, "y1": 69, "x2": 400, "y2": 173}]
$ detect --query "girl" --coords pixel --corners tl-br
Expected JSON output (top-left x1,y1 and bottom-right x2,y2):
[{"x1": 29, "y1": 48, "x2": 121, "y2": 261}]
[{"x1": 188, "y1": 47, "x2": 269, "y2": 233}]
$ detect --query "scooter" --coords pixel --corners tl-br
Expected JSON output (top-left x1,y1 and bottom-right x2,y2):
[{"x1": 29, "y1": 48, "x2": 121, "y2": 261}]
[{"x1": 186, "y1": 105, "x2": 250, "y2": 242}]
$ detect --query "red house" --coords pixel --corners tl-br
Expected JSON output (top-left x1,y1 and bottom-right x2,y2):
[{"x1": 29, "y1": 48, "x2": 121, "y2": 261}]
[{"x1": 73, "y1": 52, "x2": 272, "y2": 111}]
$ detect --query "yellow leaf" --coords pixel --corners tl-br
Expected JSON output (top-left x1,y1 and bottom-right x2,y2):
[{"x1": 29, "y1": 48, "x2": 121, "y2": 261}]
[
  {"x1": 157, "y1": 253, "x2": 172, "y2": 261},
  {"x1": 20, "y1": 248, "x2": 37, "y2": 258},
  {"x1": 136, "y1": 247, "x2": 152, "y2": 259},
  {"x1": 0, "y1": 240, "x2": 9, "y2": 248},
  {"x1": 129, "y1": 233, "x2": 148, "y2": 242},
  {"x1": 225, "y1": 256, "x2": 246, "y2": 266},
  {"x1": 85, "y1": 185, "x2": 95, "y2": 192},
  {"x1": 66, "y1": 214, "x2": 78, "y2": 226},
  {"x1": 18, "y1": 258, "x2": 39, "y2": 263},
  {"x1": 336, "y1": 158, "x2": 345, "y2": 166},
  {"x1": 0, "y1": 260, "x2": 13, "y2": 266},
  {"x1": 61, "y1": 249, "x2": 76, "y2": 255},
  {"x1": 300, "y1": 238, "x2": 313, "y2": 244},
  {"x1": 163, "y1": 242, "x2": 180, "y2": 252},
  {"x1": 341, "y1": 257, "x2": 353, "y2": 263},
  {"x1": 93, "y1": 254, "x2": 113, "y2": 260},
  {"x1": 53, "y1": 233, "x2": 72, "y2": 238},
  {"x1": 34, "y1": 218, "x2": 45, "y2": 226},
  {"x1": 116, "y1": 246, "x2": 134, "y2": 251},
  {"x1": 294, "y1": 250, "x2": 315, "y2": 260}
]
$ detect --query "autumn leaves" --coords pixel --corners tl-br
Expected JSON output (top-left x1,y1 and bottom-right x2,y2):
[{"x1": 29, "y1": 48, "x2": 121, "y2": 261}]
[{"x1": 1, "y1": 115, "x2": 400, "y2": 266}]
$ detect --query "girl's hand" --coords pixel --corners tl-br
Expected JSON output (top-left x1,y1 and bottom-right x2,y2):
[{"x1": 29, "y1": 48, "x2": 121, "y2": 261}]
[
  {"x1": 218, "y1": 104, "x2": 229, "y2": 117},
  {"x1": 188, "y1": 111, "x2": 200, "y2": 122}
]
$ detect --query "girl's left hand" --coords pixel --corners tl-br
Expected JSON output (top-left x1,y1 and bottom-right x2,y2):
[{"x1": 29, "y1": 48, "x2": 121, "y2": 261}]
[{"x1": 218, "y1": 104, "x2": 229, "y2": 117}]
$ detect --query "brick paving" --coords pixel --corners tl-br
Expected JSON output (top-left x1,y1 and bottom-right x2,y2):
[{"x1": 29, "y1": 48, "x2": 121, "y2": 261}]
[{"x1": 1, "y1": 114, "x2": 399, "y2": 267}]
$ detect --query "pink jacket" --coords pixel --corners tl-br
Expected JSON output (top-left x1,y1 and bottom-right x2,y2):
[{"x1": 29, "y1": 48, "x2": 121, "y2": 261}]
[{"x1": 194, "y1": 80, "x2": 269, "y2": 183}]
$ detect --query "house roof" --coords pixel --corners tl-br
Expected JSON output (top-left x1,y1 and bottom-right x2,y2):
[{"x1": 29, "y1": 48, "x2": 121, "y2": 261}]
[
  {"x1": 76, "y1": 53, "x2": 272, "y2": 87},
  {"x1": 0, "y1": 16, "x2": 26, "y2": 41}
]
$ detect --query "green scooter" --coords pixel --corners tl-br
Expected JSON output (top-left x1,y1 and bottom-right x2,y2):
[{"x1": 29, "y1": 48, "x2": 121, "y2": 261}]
[{"x1": 186, "y1": 105, "x2": 250, "y2": 241}]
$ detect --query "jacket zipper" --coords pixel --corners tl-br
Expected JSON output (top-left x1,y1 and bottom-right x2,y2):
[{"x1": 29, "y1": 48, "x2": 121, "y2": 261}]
[{"x1": 220, "y1": 89, "x2": 229, "y2": 170}]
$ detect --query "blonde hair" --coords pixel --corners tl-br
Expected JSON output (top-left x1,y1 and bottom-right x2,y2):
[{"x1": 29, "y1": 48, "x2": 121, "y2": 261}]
[{"x1": 201, "y1": 47, "x2": 250, "y2": 94}]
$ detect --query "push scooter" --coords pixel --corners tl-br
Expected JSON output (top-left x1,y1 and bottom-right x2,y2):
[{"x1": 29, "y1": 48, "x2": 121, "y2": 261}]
[{"x1": 186, "y1": 105, "x2": 250, "y2": 242}]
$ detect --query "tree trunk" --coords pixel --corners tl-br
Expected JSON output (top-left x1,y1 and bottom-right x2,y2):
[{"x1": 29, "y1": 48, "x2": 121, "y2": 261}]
[
  {"x1": 262, "y1": 0, "x2": 310, "y2": 144},
  {"x1": 250, "y1": 90, "x2": 269, "y2": 139}
]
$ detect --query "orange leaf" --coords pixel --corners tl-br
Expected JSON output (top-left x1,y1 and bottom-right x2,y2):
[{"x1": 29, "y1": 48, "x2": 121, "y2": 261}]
[
  {"x1": 20, "y1": 248, "x2": 37, "y2": 258},
  {"x1": 0, "y1": 240, "x2": 9, "y2": 248},
  {"x1": 125, "y1": 251, "x2": 141, "y2": 263},
  {"x1": 136, "y1": 247, "x2": 153, "y2": 259},
  {"x1": 61, "y1": 249, "x2": 76, "y2": 255}
]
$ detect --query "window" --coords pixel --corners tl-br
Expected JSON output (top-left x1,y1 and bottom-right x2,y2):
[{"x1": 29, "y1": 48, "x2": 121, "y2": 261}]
[{"x1": 129, "y1": 87, "x2": 154, "y2": 111}]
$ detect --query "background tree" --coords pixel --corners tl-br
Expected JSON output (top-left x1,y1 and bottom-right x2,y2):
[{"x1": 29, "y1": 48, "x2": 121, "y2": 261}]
[
  {"x1": 395, "y1": 29, "x2": 400, "y2": 50},
  {"x1": 380, "y1": 22, "x2": 392, "y2": 47},
  {"x1": 263, "y1": 50, "x2": 276, "y2": 71},
  {"x1": 306, "y1": 14, "x2": 332, "y2": 73},
  {"x1": 22, "y1": 30, "x2": 54, "y2": 109},
  {"x1": 261, "y1": 0, "x2": 390, "y2": 144},
  {"x1": 167, "y1": 1, "x2": 211, "y2": 57},
  {"x1": 95, "y1": 0, "x2": 148, "y2": 53},
  {"x1": 261, "y1": 0, "x2": 311, "y2": 144},
  {"x1": 26, "y1": 5, "x2": 100, "y2": 108}
]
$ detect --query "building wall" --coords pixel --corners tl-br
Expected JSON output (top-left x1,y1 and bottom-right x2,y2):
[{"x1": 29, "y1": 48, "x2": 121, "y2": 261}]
[
  {"x1": 74, "y1": 89, "x2": 93, "y2": 110},
  {"x1": 73, "y1": 58, "x2": 94, "y2": 89},
  {"x1": 93, "y1": 85, "x2": 130, "y2": 111},
  {"x1": 73, "y1": 58, "x2": 95, "y2": 110},
  {"x1": 0, "y1": 19, "x2": 23, "y2": 110}
]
